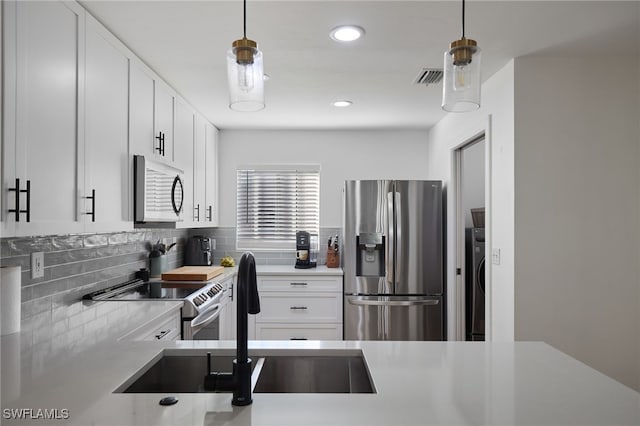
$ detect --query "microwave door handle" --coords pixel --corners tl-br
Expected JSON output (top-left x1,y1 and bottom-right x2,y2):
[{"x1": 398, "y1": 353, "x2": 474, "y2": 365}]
[
  {"x1": 171, "y1": 175, "x2": 184, "y2": 215},
  {"x1": 191, "y1": 303, "x2": 221, "y2": 328}
]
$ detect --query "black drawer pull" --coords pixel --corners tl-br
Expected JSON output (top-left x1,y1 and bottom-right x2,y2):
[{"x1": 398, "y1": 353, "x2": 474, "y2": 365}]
[
  {"x1": 290, "y1": 337, "x2": 308, "y2": 340},
  {"x1": 290, "y1": 282, "x2": 308, "y2": 286},
  {"x1": 207, "y1": 205, "x2": 213, "y2": 221},
  {"x1": 194, "y1": 204, "x2": 200, "y2": 221},
  {"x1": 290, "y1": 306, "x2": 308, "y2": 310},
  {"x1": 155, "y1": 329, "x2": 171, "y2": 340}
]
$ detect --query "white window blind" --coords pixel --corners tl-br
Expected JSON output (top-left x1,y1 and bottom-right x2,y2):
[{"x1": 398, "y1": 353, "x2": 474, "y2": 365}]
[{"x1": 236, "y1": 166, "x2": 320, "y2": 250}]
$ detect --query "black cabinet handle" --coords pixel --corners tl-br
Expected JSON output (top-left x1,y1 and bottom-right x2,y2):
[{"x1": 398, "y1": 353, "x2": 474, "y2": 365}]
[
  {"x1": 25, "y1": 180, "x2": 30, "y2": 222},
  {"x1": 8, "y1": 178, "x2": 31, "y2": 222},
  {"x1": 85, "y1": 189, "x2": 95, "y2": 222},
  {"x1": 155, "y1": 132, "x2": 165, "y2": 156},
  {"x1": 194, "y1": 204, "x2": 200, "y2": 221},
  {"x1": 290, "y1": 337, "x2": 308, "y2": 340},
  {"x1": 290, "y1": 306, "x2": 308, "y2": 310},
  {"x1": 206, "y1": 205, "x2": 212, "y2": 221},
  {"x1": 290, "y1": 282, "x2": 308, "y2": 286}
]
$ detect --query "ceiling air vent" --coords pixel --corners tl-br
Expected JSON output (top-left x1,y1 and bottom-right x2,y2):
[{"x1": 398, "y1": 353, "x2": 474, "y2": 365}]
[{"x1": 414, "y1": 68, "x2": 444, "y2": 86}]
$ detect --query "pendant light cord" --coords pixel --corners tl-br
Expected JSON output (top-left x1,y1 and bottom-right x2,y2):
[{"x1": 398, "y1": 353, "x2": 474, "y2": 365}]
[
  {"x1": 243, "y1": 0, "x2": 247, "y2": 38},
  {"x1": 461, "y1": 0, "x2": 466, "y2": 38}
]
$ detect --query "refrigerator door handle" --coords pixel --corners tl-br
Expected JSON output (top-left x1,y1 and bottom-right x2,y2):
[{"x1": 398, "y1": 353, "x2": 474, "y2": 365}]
[
  {"x1": 386, "y1": 191, "x2": 394, "y2": 286},
  {"x1": 347, "y1": 296, "x2": 439, "y2": 307},
  {"x1": 394, "y1": 191, "x2": 401, "y2": 289}
]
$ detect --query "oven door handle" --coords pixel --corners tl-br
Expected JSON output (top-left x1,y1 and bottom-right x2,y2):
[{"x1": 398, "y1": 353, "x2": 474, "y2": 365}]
[{"x1": 191, "y1": 303, "x2": 221, "y2": 328}]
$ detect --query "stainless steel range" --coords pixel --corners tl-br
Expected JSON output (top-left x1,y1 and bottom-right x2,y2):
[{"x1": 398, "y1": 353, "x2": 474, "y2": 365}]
[{"x1": 83, "y1": 279, "x2": 228, "y2": 340}]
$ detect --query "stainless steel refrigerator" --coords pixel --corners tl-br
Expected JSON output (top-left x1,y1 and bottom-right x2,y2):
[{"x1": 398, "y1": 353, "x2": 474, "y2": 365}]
[{"x1": 343, "y1": 180, "x2": 444, "y2": 340}]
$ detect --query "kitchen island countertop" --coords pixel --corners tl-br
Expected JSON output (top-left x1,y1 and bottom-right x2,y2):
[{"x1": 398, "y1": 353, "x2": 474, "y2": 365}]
[{"x1": 1, "y1": 337, "x2": 638, "y2": 426}]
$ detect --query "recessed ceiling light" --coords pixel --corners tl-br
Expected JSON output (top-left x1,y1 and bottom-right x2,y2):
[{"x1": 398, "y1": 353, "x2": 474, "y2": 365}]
[
  {"x1": 332, "y1": 100, "x2": 353, "y2": 108},
  {"x1": 330, "y1": 26, "x2": 365, "y2": 42}
]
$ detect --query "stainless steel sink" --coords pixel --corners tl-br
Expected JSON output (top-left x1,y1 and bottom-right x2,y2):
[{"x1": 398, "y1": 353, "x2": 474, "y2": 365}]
[
  {"x1": 115, "y1": 350, "x2": 375, "y2": 394},
  {"x1": 117, "y1": 355, "x2": 258, "y2": 393},
  {"x1": 253, "y1": 355, "x2": 375, "y2": 393}
]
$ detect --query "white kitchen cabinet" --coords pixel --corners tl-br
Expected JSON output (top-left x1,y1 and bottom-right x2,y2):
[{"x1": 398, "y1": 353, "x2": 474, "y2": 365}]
[
  {"x1": 83, "y1": 15, "x2": 132, "y2": 232},
  {"x1": 255, "y1": 323, "x2": 341, "y2": 341},
  {"x1": 120, "y1": 308, "x2": 181, "y2": 341},
  {"x1": 173, "y1": 99, "x2": 196, "y2": 228},
  {"x1": 192, "y1": 114, "x2": 207, "y2": 223},
  {"x1": 218, "y1": 276, "x2": 236, "y2": 340},
  {"x1": 2, "y1": 0, "x2": 86, "y2": 237},
  {"x1": 190, "y1": 116, "x2": 219, "y2": 227},
  {"x1": 129, "y1": 60, "x2": 174, "y2": 163},
  {"x1": 154, "y1": 80, "x2": 175, "y2": 162},
  {"x1": 255, "y1": 275, "x2": 343, "y2": 340},
  {"x1": 204, "y1": 123, "x2": 219, "y2": 226}
]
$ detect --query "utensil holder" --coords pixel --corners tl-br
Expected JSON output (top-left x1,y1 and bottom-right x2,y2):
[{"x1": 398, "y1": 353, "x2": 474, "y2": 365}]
[
  {"x1": 150, "y1": 255, "x2": 168, "y2": 278},
  {"x1": 326, "y1": 250, "x2": 340, "y2": 268}
]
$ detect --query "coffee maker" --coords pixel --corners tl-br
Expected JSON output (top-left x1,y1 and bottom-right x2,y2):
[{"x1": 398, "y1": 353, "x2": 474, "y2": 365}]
[
  {"x1": 295, "y1": 231, "x2": 317, "y2": 269},
  {"x1": 185, "y1": 236, "x2": 213, "y2": 266}
]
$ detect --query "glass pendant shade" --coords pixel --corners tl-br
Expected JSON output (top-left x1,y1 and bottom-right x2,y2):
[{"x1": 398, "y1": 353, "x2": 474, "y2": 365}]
[
  {"x1": 442, "y1": 39, "x2": 482, "y2": 112},
  {"x1": 227, "y1": 43, "x2": 265, "y2": 112}
]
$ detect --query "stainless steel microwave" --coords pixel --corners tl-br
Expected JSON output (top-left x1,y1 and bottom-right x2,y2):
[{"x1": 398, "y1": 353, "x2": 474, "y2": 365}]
[{"x1": 134, "y1": 155, "x2": 184, "y2": 222}]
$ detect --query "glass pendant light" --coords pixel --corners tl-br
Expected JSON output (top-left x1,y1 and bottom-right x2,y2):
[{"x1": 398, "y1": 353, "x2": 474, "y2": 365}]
[
  {"x1": 227, "y1": 0, "x2": 265, "y2": 111},
  {"x1": 442, "y1": 0, "x2": 481, "y2": 112}
]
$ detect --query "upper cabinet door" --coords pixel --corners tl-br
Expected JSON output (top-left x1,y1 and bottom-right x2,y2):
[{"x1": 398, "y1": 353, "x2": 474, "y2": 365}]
[
  {"x1": 193, "y1": 114, "x2": 207, "y2": 224},
  {"x1": 84, "y1": 16, "x2": 132, "y2": 232},
  {"x1": 154, "y1": 80, "x2": 175, "y2": 163},
  {"x1": 205, "y1": 123, "x2": 219, "y2": 226},
  {"x1": 129, "y1": 61, "x2": 174, "y2": 163},
  {"x1": 3, "y1": 1, "x2": 86, "y2": 236},
  {"x1": 129, "y1": 63, "x2": 156, "y2": 159},
  {"x1": 174, "y1": 98, "x2": 195, "y2": 228}
]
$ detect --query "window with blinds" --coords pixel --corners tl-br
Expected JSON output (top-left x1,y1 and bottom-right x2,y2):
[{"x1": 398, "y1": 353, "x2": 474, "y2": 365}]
[{"x1": 236, "y1": 166, "x2": 320, "y2": 250}]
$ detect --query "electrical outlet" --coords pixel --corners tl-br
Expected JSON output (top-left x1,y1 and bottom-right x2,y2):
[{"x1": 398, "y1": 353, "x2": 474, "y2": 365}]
[
  {"x1": 491, "y1": 248, "x2": 501, "y2": 265},
  {"x1": 31, "y1": 252, "x2": 44, "y2": 279}
]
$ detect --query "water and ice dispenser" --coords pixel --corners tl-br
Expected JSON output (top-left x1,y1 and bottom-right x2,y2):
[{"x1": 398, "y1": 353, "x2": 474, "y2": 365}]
[{"x1": 355, "y1": 232, "x2": 385, "y2": 277}]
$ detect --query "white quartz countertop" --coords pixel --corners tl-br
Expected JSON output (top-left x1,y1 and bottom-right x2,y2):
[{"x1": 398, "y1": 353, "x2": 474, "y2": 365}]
[
  {"x1": 256, "y1": 265, "x2": 343, "y2": 276},
  {"x1": 1, "y1": 337, "x2": 638, "y2": 426}
]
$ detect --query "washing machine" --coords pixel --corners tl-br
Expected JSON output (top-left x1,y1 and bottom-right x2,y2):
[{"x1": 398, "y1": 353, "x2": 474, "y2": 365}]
[{"x1": 466, "y1": 228, "x2": 485, "y2": 341}]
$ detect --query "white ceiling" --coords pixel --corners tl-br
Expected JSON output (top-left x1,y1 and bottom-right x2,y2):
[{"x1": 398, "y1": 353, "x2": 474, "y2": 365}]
[{"x1": 79, "y1": 1, "x2": 640, "y2": 130}]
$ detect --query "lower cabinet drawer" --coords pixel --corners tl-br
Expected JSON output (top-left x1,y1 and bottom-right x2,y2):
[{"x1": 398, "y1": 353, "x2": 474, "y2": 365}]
[
  {"x1": 120, "y1": 310, "x2": 181, "y2": 341},
  {"x1": 257, "y1": 293, "x2": 341, "y2": 323},
  {"x1": 255, "y1": 323, "x2": 342, "y2": 341}
]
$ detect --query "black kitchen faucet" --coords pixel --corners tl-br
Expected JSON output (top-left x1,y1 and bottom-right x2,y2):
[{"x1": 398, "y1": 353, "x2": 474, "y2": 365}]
[{"x1": 203, "y1": 252, "x2": 260, "y2": 405}]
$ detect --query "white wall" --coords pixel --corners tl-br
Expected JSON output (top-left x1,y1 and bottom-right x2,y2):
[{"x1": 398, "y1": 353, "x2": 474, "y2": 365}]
[
  {"x1": 426, "y1": 61, "x2": 516, "y2": 342},
  {"x1": 217, "y1": 130, "x2": 430, "y2": 228},
  {"x1": 513, "y1": 55, "x2": 640, "y2": 391}
]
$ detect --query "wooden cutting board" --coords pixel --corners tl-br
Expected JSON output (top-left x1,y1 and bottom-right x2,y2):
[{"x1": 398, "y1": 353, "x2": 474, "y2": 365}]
[{"x1": 161, "y1": 266, "x2": 225, "y2": 281}]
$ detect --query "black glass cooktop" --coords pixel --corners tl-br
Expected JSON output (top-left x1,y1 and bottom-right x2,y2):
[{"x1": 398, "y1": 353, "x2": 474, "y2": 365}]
[{"x1": 83, "y1": 280, "x2": 200, "y2": 301}]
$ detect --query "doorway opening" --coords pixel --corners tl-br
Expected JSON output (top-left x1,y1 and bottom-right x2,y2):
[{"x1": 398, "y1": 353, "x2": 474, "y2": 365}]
[{"x1": 454, "y1": 135, "x2": 486, "y2": 341}]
